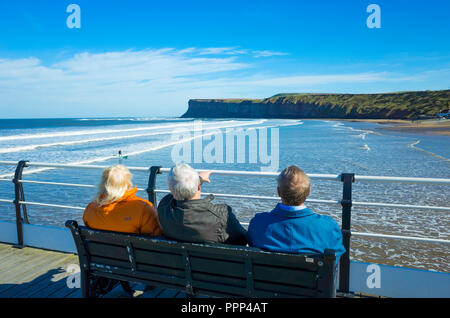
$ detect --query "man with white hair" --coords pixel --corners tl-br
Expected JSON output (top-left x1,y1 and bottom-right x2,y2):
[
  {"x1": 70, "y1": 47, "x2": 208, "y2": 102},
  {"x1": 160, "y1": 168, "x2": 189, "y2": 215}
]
[{"x1": 157, "y1": 163, "x2": 247, "y2": 245}]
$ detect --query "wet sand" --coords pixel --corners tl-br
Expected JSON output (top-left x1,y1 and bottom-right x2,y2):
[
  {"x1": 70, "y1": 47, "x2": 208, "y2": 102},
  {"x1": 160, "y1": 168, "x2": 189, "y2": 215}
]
[{"x1": 324, "y1": 119, "x2": 450, "y2": 136}]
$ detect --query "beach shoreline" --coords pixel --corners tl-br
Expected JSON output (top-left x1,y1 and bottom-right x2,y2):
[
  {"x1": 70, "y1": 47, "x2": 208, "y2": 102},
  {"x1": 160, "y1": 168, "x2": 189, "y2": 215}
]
[{"x1": 315, "y1": 118, "x2": 450, "y2": 136}]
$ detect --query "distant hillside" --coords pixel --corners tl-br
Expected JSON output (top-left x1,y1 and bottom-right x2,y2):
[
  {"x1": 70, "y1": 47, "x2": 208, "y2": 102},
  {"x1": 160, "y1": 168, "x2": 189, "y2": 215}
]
[{"x1": 182, "y1": 90, "x2": 450, "y2": 119}]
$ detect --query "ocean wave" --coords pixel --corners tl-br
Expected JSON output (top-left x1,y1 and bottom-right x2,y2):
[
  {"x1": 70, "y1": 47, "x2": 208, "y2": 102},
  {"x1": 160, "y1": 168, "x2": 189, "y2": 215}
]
[
  {"x1": 0, "y1": 120, "x2": 267, "y2": 178},
  {"x1": 0, "y1": 120, "x2": 268, "y2": 155},
  {"x1": 361, "y1": 144, "x2": 371, "y2": 151},
  {"x1": 0, "y1": 123, "x2": 265, "y2": 154},
  {"x1": 408, "y1": 140, "x2": 450, "y2": 163},
  {"x1": 0, "y1": 120, "x2": 263, "y2": 142}
]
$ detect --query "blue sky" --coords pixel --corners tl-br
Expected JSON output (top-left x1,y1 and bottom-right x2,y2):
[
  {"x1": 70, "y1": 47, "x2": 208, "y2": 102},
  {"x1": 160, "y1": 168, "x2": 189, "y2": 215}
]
[{"x1": 0, "y1": 0, "x2": 449, "y2": 118}]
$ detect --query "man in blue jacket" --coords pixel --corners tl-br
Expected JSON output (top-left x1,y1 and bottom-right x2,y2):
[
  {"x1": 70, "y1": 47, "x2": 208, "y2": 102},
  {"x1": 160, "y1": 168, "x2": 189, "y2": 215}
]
[{"x1": 248, "y1": 165, "x2": 345, "y2": 263}]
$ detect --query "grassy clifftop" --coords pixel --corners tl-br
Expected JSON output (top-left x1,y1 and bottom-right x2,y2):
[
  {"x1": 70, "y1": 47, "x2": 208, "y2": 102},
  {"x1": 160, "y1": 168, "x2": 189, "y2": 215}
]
[{"x1": 183, "y1": 90, "x2": 450, "y2": 119}]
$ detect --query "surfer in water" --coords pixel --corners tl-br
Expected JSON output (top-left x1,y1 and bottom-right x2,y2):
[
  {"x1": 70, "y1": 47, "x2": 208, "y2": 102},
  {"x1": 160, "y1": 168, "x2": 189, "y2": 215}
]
[{"x1": 117, "y1": 150, "x2": 127, "y2": 163}]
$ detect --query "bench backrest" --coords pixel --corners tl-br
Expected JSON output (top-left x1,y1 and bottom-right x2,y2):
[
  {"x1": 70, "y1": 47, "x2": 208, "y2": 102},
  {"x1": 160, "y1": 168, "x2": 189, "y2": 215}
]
[{"x1": 66, "y1": 220, "x2": 337, "y2": 298}]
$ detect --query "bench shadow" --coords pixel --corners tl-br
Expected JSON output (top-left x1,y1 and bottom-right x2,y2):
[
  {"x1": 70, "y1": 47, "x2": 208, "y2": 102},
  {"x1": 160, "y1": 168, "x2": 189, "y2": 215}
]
[{"x1": 0, "y1": 267, "x2": 81, "y2": 298}]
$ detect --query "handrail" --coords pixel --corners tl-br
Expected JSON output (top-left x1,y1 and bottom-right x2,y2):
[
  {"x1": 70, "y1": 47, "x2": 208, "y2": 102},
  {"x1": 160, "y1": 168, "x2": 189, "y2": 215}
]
[
  {"x1": 0, "y1": 160, "x2": 449, "y2": 293},
  {"x1": 1, "y1": 198, "x2": 449, "y2": 244},
  {"x1": 1, "y1": 178, "x2": 450, "y2": 211},
  {"x1": 2, "y1": 161, "x2": 450, "y2": 184},
  {"x1": 1, "y1": 198, "x2": 449, "y2": 245}
]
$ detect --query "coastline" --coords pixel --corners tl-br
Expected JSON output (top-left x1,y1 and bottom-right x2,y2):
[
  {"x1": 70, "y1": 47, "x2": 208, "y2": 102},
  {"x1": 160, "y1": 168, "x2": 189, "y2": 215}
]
[{"x1": 317, "y1": 118, "x2": 450, "y2": 136}]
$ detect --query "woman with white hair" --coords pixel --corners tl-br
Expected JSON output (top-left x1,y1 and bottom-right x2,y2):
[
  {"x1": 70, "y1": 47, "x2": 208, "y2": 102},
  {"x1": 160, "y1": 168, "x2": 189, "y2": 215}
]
[
  {"x1": 157, "y1": 163, "x2": 247, "y2": 245},
  {"x1": 83, "y1": 164, "x2": 162, "y2": 236}
]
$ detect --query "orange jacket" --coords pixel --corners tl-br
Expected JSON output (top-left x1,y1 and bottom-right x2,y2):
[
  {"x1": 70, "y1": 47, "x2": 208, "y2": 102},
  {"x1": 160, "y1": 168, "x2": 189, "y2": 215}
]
[{"x1": 83, "y1": 187, "x2": 163, "y2": 236}]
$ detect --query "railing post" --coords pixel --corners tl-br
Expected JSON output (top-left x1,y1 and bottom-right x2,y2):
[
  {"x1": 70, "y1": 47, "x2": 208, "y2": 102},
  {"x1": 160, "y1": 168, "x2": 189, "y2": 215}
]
[
  {"x1": 12, "y1": 160, "x2": 29, "y2": 248},
  {"x1": 146, "y1": 166, "x2": 162, "y2": 206},
  {"x1": 339, "y1": 172, "x2": 355, "y2": 293}
]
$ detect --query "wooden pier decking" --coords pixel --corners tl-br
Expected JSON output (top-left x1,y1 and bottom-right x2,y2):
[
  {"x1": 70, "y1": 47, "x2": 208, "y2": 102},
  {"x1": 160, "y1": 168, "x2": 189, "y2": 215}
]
[{"x1": 0, "y1": 243, "x2": 190, "y2": 298}]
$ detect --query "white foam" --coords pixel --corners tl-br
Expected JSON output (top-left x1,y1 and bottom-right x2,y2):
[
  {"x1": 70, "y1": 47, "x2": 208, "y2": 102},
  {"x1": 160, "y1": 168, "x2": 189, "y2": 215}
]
[
  {"x1": 0, "y1": 120, "x2": 264, "y2": 155},
  {"x1": 408, "y1": 140, "x2": 450, "y2": 163},
  {"x1": 0, "y1": 120, "x2": 267, "y2": 178},
  {"x1": 0, "y1": 120, "x2": 253, "y2": 142}
]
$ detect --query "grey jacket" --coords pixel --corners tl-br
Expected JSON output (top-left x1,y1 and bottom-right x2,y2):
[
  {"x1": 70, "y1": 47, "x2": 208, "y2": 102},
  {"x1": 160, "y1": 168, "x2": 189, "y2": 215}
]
[{"x1": 157, "y1": 194, "x2": 248, "y2": 245}]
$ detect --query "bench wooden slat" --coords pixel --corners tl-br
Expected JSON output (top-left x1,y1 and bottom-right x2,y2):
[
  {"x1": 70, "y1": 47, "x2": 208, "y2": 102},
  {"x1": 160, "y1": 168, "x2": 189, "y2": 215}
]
[
  {"x1": 186, "y1": 243, "x2": 321, "y2": 270},
  {"x1": 89, "y1": 256, "x2": 186, "y2": 278},
  {"x1": 88, "y1": 270, "x2": 186, "y2": 293},
  {"x1": 253, "y1": 280, "x2": 317, "y2": 297},
  {"x1": 191, "y1": 272, "x2": 246, "y2": 288},
  {"x1": 252, "y1": 264, "x2": 317, "y2": 288},
  {"x1": 90, "y1": 266, "x2": 186, "y2": 288},
  {"x1": 87, "y1": 242, "x2": 185, "y2": 269}
]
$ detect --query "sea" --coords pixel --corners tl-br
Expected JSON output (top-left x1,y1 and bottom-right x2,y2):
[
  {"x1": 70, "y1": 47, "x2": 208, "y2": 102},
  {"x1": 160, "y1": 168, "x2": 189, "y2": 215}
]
[{"x1": 0, "y1": 117, "x2": 448, "y2": 272}]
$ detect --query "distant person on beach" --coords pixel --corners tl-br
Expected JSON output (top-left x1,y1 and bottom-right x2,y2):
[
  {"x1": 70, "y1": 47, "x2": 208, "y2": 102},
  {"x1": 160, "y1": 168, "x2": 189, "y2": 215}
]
[
  {"x1": 248, "y1": 165, "x2": 345, "y2": 261},
  {"x1": 157, "y1": 163, "x2": 248, "y2": 245},
  {"x1": 83, "y1": 164, "x2": 163, "y2": 236}
]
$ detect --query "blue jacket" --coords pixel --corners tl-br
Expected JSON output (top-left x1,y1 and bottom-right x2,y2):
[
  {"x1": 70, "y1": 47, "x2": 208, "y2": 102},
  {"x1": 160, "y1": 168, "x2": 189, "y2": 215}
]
[{"x1": 248, "y1": 204, "x2": 346, "y2": 261}]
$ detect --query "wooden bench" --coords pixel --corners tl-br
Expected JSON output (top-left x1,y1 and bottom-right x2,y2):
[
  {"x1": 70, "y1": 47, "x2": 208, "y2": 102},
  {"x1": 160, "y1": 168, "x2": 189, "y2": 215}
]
[{"x1": 65, "y1": 220, "x2": 337, "y2": 298}]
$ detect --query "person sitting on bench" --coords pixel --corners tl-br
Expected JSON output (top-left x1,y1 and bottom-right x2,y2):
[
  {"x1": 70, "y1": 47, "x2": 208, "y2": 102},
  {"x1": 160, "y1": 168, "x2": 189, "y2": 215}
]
[
  {"x1": 157, "y1": 163, "x2": 248, "y2": 245},
  {"x1": 83, "y1": 164, "x2": 163, "y2": 236},
  {"x1": 248, "y1": 165, "x2": 345, "y2": 261}
]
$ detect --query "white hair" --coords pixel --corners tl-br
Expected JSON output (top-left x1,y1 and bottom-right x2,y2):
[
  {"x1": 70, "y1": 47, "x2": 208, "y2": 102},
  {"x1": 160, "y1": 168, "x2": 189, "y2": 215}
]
[{"x1": 167, "y1": 163, "x2": 200, "y2": 201}]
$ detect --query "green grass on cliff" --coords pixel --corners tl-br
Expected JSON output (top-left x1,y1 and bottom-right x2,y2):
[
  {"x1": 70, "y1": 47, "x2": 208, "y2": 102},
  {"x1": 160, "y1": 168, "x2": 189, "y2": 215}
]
[
  {"x1": 195, "y1": 90, "x2": 449, "y2": 119},
  {"x1": 268, "y1": 90, "x2": 449, "y2": 118}
]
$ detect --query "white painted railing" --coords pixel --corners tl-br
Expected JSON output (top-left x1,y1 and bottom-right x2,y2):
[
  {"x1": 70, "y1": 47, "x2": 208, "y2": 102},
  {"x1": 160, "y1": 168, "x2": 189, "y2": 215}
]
[{"x1": 0, "y1": 160, "x2": 449, "y2": 245}]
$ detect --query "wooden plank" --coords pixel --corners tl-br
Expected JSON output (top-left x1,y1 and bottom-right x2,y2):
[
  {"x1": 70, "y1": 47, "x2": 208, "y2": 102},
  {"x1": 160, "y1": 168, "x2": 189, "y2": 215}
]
[
  {"x1": 191, "y1": 272, "x2": 246, "y2": 288},
  {"x1": 48, "y1": 284, "x2": 81, "y2": 298},
  {"x1": 0, "y1": 270, "x2": 56, "y2": 297},
  {"x1": 191, "y1": 280, "x2": 248, "y2": 297},
  {"x1": 89, "y1": 255, "x2": 185, "y2": 278},
  {"x1": 186, "y1": 243, "x2": 322, "y2": 268},
  {"x1": 28, "y1": 276, "x2": 68, "y2": 298},
  {"x1": 90, "y1": 266, "x2": 186, "y2": 287},
  {"x1": 252, "y1": 264, "x2": 317, "y2": 288},
  {"x1": 0, "y1": 253, "x2": 75, "y2": 286},
  {"x1": 189, "y1": 256, "x2": 246, "y2": 278},
  {"x1": 65, "y1": 288, "x2": 82, "y2": 298},
  {"x1": 6, "y1": 270, "x2": 57, "y2": 297},
  {"x1": 46, "y1": 284, "x2": 76, "y2": 298},
  {"x1": 0, "y1": 251, "x2": 76, "y2": 296},
  {"x1": 0, "y1": 250, "x2": 54, "y2": 277},
  {"x1": 0, "y1": 246, "x2": 24, "y2": 263},
  {"x1": 87, "y1": 242, "x2": 185, "y2": 269},
  {"x1": 80, "y1": 229, "x2": 181, "y2": 251},
  {"x1": 253, "y1": 280, "x2": 316, "y2": 297},
  {"x1": 0, "y1": 243, "x2": 78, "y2": 298}
]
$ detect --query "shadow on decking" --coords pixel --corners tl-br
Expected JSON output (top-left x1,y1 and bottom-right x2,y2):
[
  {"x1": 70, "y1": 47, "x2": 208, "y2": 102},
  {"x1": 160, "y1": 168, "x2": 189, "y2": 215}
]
[
  {"x1": 0, "y1": 267, "x2": 81, "y2": 298},
  {"x1": 0, "y1": 267, "x2": 192, "y2": 298}
]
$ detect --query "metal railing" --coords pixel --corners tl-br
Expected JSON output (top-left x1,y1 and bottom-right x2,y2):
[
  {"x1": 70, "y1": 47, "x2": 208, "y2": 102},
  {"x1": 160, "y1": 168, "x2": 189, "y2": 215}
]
[{"x1": 0, "y1": 160, "x2": 449, "y2": 293}]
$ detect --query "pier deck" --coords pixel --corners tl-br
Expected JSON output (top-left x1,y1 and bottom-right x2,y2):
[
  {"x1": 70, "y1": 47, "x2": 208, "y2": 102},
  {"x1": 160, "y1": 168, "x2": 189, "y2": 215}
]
[{"x1": 0, "y1": 243, "x2": 190, "y2": 298}]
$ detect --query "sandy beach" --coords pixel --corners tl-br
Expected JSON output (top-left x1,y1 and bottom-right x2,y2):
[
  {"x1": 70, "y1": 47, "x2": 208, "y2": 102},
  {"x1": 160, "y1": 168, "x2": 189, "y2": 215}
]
[{"x1": 324, "y1": 118, "x2": 450, "y2": 136}]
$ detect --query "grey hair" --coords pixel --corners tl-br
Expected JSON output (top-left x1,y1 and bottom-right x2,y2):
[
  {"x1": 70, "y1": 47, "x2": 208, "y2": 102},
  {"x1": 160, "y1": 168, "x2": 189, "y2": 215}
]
[{"x1": 167, "y1": 163, "x2": 200, "y2": 201}]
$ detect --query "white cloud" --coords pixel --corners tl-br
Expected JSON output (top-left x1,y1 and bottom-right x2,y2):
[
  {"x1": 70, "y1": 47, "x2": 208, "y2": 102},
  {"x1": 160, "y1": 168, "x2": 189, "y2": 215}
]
[
  {"x1": 0, "y1": 47, "x2": 440, "y2": 117},
  {"x1": 252, "y1": 50, "x2": 289, "y2": 58}
]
